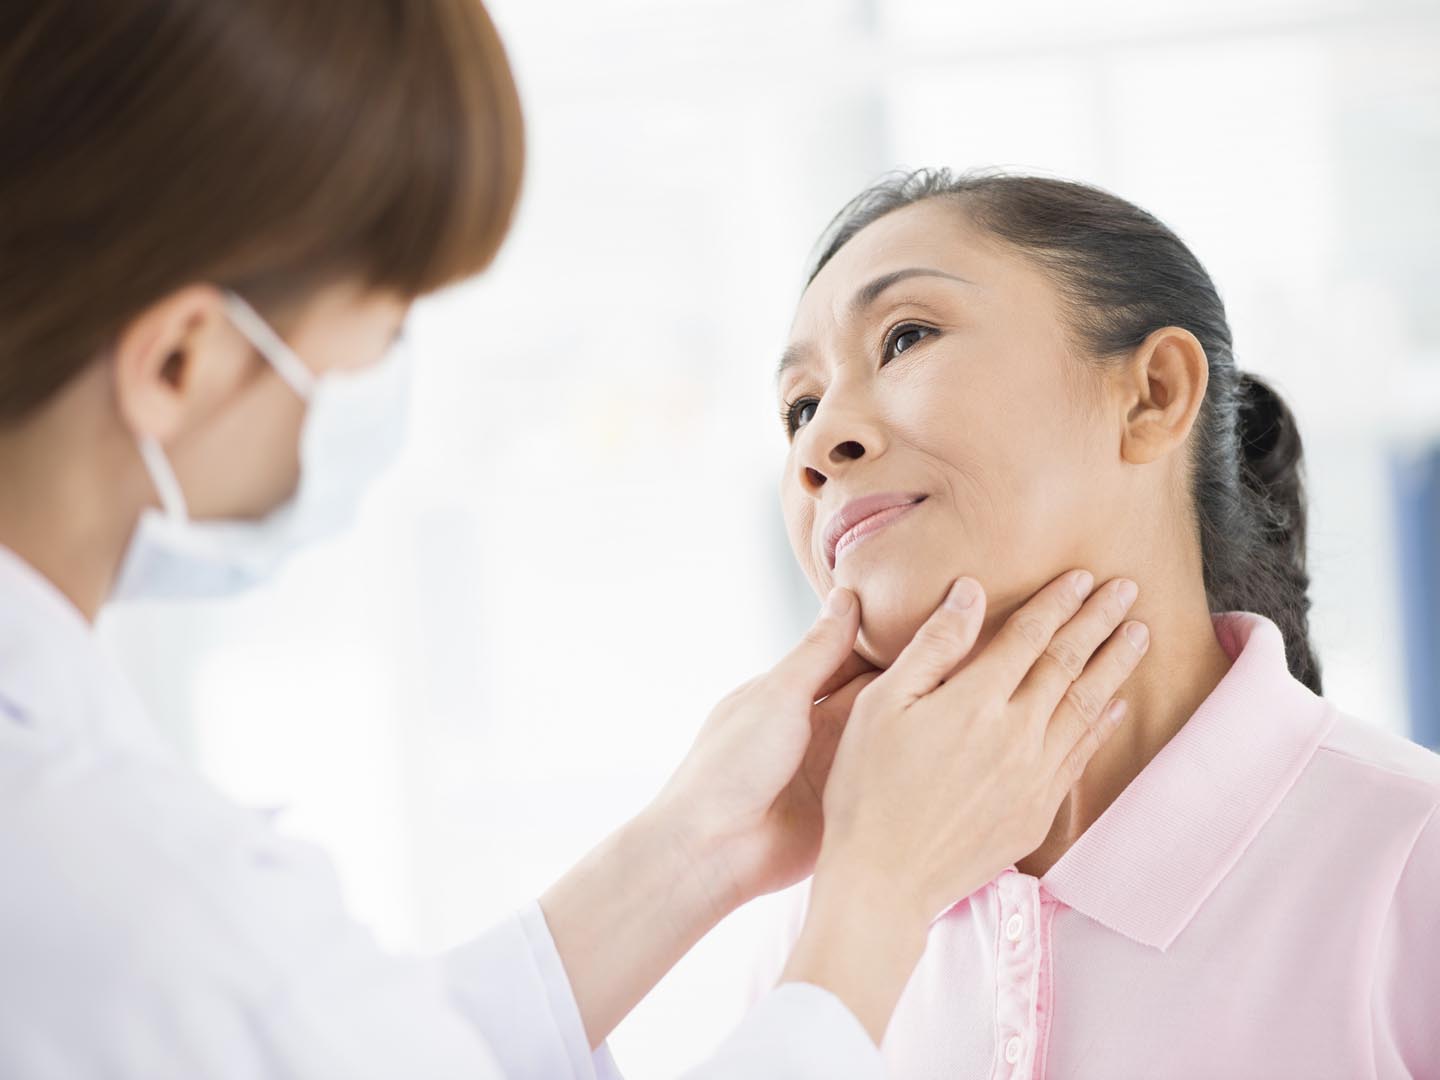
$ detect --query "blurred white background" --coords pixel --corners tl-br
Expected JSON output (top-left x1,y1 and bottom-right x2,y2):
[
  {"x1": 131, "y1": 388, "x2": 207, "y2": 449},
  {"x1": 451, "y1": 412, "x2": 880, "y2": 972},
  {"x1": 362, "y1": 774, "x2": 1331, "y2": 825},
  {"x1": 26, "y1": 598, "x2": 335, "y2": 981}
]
[{"x1": 99, "y1": 0, "x2": 1440, "y2": 1075}]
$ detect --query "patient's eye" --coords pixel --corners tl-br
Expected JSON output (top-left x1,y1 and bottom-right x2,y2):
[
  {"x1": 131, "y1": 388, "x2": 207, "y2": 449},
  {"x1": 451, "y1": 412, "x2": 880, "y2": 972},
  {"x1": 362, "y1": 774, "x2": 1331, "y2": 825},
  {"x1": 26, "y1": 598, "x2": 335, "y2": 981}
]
[
  {"x1": 783, "y1": 397, "x2": 819, "y2": 437},
  {"x1": 882, "y1": 322, "x2": 937, "y2": 363}
]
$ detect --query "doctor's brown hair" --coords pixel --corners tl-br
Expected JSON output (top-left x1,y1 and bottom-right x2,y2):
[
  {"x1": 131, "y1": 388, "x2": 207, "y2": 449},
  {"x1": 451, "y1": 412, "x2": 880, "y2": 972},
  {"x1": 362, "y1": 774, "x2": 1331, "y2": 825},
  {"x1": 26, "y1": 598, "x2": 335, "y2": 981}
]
[
  {"x1": 810, "y1": 170, "x2": 1322, "y2": 695},
  {"x1": 0, "y1": 0, "x2": 523, "y2": 422}
]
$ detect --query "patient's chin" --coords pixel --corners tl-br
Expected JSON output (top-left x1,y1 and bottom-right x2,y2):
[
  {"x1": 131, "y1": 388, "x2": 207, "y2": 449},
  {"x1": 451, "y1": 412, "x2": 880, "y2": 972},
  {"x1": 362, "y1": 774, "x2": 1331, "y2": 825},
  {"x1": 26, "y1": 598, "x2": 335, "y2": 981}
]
[
  {"x1": 855, "y1": 621, "x2": 915, "y2": 669},
  {"x1": 834, "y1": 551, "x2": 975, "y2": 667},
  {"x1": 853, "y1": 587, "x2": 948, "y2": 669}
]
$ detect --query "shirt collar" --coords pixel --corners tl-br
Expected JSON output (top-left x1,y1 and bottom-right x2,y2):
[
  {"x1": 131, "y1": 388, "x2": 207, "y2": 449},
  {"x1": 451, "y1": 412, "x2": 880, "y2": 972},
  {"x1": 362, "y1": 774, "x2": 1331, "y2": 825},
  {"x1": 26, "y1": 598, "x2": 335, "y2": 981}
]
[{"x1": 1037, "y1": 611, "x2": 1334, "y2": 951}]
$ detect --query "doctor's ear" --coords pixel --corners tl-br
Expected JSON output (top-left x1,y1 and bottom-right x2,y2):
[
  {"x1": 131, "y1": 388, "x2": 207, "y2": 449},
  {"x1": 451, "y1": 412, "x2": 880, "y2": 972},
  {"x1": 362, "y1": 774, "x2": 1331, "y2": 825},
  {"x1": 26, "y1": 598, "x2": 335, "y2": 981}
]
[
  {"x1": 111, "y1": 284, "x2": 259, "y2": 444},
  {"x1": 1116, "y1": 326, "x2": 1210, "y2": 466}
]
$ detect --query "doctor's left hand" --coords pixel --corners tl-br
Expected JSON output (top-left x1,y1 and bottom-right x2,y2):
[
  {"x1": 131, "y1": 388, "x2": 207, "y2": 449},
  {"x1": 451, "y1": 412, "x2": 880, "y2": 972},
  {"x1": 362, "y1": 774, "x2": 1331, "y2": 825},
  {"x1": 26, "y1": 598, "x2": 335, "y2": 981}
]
[
  {"x1": 651, "y1": 585, "x2": 876, "y2": 910},
  {"x1": 540, "y1": 587, "x2": 873, "y2": 1047}
]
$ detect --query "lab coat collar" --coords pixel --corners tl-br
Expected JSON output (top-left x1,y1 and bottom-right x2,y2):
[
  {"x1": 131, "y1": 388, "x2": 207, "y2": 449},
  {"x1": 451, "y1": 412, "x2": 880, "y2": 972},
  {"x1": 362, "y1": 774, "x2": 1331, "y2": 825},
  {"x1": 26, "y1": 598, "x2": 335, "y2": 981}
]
[
  {"x1": 0, "y1": 542, "x2": 167, "y2": 756},
  {"x1": 1036, "y1": 611, "x2": 1335, "y2": 951}
]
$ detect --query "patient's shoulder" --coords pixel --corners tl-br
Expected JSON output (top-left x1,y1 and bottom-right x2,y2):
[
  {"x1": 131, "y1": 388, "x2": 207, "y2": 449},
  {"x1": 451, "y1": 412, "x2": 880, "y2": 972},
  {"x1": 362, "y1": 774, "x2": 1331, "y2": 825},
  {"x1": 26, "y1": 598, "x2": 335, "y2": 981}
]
[{"x1": 1317, "y1": 708, "x2": 1440, "y2": 796}]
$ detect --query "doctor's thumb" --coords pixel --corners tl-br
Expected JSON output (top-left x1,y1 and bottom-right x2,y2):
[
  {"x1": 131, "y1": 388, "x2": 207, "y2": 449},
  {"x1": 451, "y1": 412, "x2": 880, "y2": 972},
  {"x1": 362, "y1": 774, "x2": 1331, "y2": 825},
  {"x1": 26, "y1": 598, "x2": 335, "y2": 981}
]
[{"x1": 769, "y1": 588, "x2": 863, "y2": 699}]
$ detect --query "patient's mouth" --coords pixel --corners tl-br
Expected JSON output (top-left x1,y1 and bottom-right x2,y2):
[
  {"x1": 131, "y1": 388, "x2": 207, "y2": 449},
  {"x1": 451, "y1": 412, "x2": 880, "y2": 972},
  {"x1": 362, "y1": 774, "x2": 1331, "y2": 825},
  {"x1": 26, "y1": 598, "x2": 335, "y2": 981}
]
[{"x1": 825, "y1": 493, "x2": 927, "y2": 569}]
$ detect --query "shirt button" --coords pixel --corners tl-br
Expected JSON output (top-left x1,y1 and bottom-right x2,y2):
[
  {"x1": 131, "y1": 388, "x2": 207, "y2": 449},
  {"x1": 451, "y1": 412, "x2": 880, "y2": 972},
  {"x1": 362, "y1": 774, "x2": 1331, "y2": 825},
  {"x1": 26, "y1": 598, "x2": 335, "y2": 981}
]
[
  {"x1": 1005, "y1": 912, "x2": 1024, "y2": 941},
  {"x1": 1005, "y1": 1036, "x2": 1023, "y2": 1064}
]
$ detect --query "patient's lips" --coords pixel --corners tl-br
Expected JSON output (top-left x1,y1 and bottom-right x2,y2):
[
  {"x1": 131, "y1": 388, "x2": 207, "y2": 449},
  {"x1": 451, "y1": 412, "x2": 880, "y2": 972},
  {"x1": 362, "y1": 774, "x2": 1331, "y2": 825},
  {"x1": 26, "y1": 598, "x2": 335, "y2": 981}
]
[{"x1": 824, "y1": 492, "x2": 928, "y2": 569}]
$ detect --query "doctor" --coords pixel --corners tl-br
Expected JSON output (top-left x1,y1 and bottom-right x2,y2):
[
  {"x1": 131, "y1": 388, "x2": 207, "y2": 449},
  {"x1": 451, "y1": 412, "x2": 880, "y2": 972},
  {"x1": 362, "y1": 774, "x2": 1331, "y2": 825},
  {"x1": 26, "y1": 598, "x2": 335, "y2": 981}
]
[{"x1": 0, "y1": 2, "x2": 1149, "y2": 1076}]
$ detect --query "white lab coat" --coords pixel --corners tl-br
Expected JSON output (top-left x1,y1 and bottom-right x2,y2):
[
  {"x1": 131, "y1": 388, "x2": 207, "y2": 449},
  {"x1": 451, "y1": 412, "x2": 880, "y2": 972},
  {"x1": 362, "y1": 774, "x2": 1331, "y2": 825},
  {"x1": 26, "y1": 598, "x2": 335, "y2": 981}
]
[{"x1": 0, "y1": 545, "x2": 881, "y2": 1079}]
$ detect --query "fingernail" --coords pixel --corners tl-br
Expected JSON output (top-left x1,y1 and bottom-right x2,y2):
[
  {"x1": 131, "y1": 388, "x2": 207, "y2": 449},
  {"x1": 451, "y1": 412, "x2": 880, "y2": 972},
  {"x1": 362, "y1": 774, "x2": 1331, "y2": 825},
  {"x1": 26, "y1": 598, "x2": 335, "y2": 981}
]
[
  {"x1": 1072, "y1": 570, "x2": 1094, "y2": 601},
  {"x1": 1125, "y1": 621, "x2": 1149, "y2": 650},
  {"x1": 1116, "y1": 579, "x2": 1138, "y2": 608},
  {"x1": 824, "y1": 588, "x2": 855, "y2": 616},
  {"x1": 1105, "y1": 699, "x2": 1128, "y2": 726},
  {"x1": 946, "y1": 578, "x2": 980, "y2": 610}
]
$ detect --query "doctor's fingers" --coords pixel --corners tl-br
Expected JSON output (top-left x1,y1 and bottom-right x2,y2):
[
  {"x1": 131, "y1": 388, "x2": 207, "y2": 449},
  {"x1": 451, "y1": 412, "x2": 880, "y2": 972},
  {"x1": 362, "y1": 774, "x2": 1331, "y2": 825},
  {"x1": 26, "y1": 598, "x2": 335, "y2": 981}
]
[
  {"x1": 954, "y1": 568, "x2": 1097, "y2": 699},
  {"x1": 1040, "y1": 617, "x2": 1149, "y2": 795},
  {"x1": 863, "y1": 577, "x2": 987, "y2": 707},
  {"x1": 767, "y1": 587, "x2": 867, "y2": 703},
  {"x1": 1008, "y1": 576, "x2": 1141, "y2": 719}
]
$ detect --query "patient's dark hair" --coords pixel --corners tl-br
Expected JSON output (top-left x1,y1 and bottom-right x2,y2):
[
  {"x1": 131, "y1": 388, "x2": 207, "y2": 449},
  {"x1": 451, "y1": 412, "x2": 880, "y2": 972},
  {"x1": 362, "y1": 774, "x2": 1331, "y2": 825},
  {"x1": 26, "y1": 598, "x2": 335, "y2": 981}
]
[{"x1": 810, "y1": 169, "x2": 1321, "y2": 694}]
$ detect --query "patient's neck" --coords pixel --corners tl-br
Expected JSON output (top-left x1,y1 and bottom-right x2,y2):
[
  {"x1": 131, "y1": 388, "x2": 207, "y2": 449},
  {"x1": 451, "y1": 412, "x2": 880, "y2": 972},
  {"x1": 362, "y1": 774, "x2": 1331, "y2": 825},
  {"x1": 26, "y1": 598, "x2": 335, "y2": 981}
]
[{"x1": 1013, "y1": 554, "x2": 1235, "y2": 881}]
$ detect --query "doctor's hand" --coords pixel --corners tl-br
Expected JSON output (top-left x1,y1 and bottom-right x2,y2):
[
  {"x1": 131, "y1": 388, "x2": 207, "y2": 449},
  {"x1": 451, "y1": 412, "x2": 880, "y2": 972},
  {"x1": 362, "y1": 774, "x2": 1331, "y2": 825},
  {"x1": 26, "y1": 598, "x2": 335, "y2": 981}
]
[
  {"x1": 539, "y1": 588, "x2": 877, "y2": 1048},
  {"x1": 782, "y1": 569, "x2": 1148, "y2": 1043},
  {"x1": 647, "y1": 586, "x2": 880, "y2": 909}
]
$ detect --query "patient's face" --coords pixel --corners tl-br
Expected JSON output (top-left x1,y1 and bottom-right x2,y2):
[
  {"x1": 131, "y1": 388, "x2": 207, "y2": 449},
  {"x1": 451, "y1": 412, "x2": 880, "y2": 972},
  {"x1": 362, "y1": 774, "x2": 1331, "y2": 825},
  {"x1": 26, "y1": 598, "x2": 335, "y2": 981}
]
[{"x1": 778, "y1": 198, "x2": 1120, "y2": 667}]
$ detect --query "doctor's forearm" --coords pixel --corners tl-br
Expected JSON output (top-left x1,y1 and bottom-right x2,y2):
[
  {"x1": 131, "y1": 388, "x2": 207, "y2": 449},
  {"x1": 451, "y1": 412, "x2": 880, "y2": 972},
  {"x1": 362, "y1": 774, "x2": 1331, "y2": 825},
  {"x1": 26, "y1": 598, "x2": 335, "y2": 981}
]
[
  {"x1": 779, "y1": 866, "x2": 929, "y2": 1045},
  {"x1": 539, "y1": 804, "x2": 741, "y2": 1048}
]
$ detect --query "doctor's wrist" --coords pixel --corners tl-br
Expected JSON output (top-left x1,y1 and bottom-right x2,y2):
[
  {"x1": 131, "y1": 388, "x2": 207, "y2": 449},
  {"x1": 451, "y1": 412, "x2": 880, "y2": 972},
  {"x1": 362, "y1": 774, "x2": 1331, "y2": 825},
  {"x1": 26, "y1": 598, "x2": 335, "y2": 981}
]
[
  {"x1": 781, "y1": 864, "x2": 931, "y2": 1045},
  {"x1": 630, "y1": 798, "x2": 754, "y2": 922}
]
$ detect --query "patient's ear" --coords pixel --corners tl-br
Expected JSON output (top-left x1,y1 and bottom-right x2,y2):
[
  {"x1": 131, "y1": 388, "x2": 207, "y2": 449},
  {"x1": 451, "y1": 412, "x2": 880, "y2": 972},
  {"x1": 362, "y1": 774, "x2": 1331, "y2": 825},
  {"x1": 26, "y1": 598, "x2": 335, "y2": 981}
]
[{"x1": 1117, "y1": 326, "x2": 1209, "y2": 465}]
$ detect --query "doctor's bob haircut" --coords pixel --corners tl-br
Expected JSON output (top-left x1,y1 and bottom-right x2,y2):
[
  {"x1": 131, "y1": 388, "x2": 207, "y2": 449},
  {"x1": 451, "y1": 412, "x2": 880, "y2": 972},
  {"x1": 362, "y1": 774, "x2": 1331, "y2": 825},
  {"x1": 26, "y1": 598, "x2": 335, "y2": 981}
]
[
  {"x1": 0, "y1": 0, "x2": 524, "y2": 422},
  {"x1": 809, "y1": 169, "x2": 1322, "y2": 696}
]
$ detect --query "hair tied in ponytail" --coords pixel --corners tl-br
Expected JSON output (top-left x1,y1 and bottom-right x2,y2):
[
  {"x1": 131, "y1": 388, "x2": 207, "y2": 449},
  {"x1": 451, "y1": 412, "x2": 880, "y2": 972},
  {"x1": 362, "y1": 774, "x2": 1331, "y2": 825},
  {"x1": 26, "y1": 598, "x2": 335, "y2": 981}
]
[
  {"x1": 1235, "y1": 372, "x2": 1304, "y2": 510},
  {"x1": 1238, "y1": 372, "x2": 1285, "y2": 461}
]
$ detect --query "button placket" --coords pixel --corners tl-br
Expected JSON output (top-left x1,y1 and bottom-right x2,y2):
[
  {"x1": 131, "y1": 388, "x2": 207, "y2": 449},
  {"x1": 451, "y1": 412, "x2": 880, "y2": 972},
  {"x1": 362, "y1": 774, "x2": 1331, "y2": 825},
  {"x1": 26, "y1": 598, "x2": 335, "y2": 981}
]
[{"x1": 991, "y1": 871, "x2": 1044, "y2": 1078}]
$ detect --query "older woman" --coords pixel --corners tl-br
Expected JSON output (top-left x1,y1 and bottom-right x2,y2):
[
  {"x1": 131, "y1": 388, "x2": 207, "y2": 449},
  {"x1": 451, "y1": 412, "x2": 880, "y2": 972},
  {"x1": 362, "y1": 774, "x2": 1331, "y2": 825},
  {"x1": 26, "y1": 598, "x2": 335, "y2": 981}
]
[{"x1": 763, "y1": 169, "x2": 1440, "y2": 1079}]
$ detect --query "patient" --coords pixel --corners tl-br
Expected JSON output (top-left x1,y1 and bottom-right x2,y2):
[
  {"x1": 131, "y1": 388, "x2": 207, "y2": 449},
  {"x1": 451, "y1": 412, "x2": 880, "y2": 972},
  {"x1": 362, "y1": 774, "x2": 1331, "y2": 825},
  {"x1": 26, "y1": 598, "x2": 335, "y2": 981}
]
[{"x1": 761, "y1": 170, "x2": 1440, "y2": 1077}]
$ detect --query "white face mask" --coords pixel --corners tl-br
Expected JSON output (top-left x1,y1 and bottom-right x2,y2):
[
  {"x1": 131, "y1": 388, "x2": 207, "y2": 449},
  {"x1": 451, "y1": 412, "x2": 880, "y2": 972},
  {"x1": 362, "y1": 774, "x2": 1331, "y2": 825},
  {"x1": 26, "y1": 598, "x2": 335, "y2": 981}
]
[{"x1": 111, "y1": 291, "x2": 411, "y2": 602}]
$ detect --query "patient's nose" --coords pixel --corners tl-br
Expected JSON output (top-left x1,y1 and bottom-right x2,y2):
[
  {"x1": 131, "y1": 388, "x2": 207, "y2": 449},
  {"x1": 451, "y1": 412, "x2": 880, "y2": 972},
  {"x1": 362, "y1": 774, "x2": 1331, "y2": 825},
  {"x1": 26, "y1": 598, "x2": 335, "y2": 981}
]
[{"x1": 801, "y1": 438, "x2": 867, "y2": 490}]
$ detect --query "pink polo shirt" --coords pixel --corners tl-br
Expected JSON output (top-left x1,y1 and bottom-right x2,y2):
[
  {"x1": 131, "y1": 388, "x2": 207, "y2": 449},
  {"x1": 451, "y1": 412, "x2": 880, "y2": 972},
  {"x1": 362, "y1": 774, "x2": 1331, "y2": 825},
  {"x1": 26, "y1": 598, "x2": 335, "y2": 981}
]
[{"x1": 760, "y1": 612, "x2": 1440, "y2": 1078}]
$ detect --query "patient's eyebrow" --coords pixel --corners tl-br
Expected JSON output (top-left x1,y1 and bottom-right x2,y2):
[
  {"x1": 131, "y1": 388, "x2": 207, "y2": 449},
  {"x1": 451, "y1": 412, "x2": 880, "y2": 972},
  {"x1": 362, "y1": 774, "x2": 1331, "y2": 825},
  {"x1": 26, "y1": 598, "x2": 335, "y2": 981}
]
[
  {"x1": 776, "y1": 342, "x2": 812, "y2": 381},
  {"x1": 851, "y1": 267, "x2": 975, "y2": 315}
]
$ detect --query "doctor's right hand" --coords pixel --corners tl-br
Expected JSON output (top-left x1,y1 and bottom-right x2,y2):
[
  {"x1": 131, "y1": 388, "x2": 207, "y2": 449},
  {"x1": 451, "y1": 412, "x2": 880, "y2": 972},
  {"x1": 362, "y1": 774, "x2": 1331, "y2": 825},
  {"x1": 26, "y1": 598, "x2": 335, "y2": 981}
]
[{"x1": 782, "y1": 570, "x2": 1149, "y2": 1043}]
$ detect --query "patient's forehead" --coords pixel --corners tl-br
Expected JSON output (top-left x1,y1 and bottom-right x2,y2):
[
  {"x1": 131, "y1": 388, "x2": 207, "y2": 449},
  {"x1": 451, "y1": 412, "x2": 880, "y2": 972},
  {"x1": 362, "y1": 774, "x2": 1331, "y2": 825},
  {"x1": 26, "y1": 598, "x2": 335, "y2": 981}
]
[{"x1": 790, "y1": 199, "x2": 1037, "y2": 337}]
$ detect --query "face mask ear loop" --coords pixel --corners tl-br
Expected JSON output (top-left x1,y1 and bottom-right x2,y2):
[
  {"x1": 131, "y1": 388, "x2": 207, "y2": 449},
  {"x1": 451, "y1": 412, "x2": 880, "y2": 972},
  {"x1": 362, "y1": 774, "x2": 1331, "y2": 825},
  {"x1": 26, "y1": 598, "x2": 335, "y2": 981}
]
[
  {"x1": 136, "y1": 436, "x2": 191, "y2": 523},
  {"x1": 222, "y1": 291, "x2": 317, "y2": 401}
]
